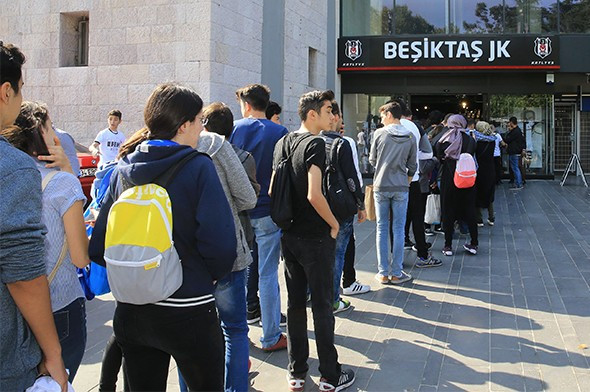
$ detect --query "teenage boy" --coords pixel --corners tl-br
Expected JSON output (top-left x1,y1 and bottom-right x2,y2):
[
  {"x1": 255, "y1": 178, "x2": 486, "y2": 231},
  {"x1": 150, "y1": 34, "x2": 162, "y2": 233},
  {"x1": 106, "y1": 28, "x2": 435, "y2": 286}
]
[
  {"x1": 397, "y1": 100, "x2": 442, "y2": 268},
  {"x1": 266, "y1": 101, "x2": 282, "y2": 125},
  {"x1": 230, "y1": 84, "x2": 288, "y2": 352},
  {"x1": 273, "y1": 90, "x2": 355, "y2": 392},
  {"x1": 370, "y1": 102, "x2": 416, "y2": 284},
  {"x1": 0, "y1": 41, "x2": 68, "y2": 391},
  {"x1": 326, "y1": 101, "x2": 370, "y2": 305},
  {"x1": 90, "y1": 110, "x2": 126, "y2": 168}
]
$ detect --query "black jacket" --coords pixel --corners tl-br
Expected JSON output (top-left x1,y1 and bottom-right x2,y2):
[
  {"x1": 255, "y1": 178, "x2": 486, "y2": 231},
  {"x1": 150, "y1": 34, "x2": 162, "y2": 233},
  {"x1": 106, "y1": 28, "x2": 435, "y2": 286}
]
[{"x1": 503, "y1": 126, "x2": 525, "y2": 155}]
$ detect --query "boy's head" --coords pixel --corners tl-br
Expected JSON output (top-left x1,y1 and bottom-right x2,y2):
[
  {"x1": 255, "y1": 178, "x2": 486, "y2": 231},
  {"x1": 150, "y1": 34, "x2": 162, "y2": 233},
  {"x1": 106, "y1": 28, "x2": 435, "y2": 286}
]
[
  {"x1": 265, "y1": 101, "x2": 282, "y2": 124},
  {"x1": 202, "y1": 102, "x2": 234, "y2": 139},
  {"x1": 379, "y1": 102, "x2": 402, "y2": 125},
  {"x1": 298, "y1": 90, "x2": 335, "y2": 133},
  {"x1": 108, "y1": 109, "x2": 122, "y2": 130},
  {"x1": 466, "y1": 118, "x2": 476, "y2": 130},
  {"x1": 0, "y1": 42, "x2": 26, "y2": 128},
  {"x1": 235, "y1": 84, "x2": 270, "y2": 117},
  {"x1": 508, "y1": 116, "x2": 518, "y2": 128},
  {"x1": 331, "y1": 100, "x2": 343, "y2": 132}
]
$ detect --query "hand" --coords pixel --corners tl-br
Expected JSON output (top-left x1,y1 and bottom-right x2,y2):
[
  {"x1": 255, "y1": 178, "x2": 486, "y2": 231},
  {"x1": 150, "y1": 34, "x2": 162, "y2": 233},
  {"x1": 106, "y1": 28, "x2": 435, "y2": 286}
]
[
  {"x1": 330, "y1": 224, "x2": 339, "y2": 240},
  {"x1": 39, "y1": 354, "x2": 68, "y2": 392},
  {"x1": 91, "y1": 149, "x2": 99, "y2": 158},
  {"x1": 357, "y1": 209, "x2": 366, "y2": 224},
  {"x1": 37, "y1": 137, "x2": 73, "y2": 174}
]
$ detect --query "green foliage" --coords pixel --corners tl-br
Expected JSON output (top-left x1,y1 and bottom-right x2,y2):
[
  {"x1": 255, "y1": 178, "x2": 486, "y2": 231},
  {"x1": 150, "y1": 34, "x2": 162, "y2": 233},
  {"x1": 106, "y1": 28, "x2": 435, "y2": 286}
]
[{"x1": 489, "y1": 94, "x2": 551, "y2": 118}]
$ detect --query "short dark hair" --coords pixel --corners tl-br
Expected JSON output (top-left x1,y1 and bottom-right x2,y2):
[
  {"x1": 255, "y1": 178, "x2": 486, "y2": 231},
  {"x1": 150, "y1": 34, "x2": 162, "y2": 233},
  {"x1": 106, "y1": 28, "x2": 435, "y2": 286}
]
[
  {"x1": 331, "y1": 100, "x2": 341, "y2": 117},
  {"x1": 0, "y1": 42, "x2": 26, "y2": 94},
  {"x1": 108, "y1": 109, "x2": 122, "y2": 120},
  {"x1": 509, "y1": 116, "x2": 518, "y2": 125},
  {"x1": 443, "y1": 113, "x2": 454, "y2": 124},
  {"x1": 395, "y1": 98, "x2": 412, "y2": 117},
  {"x1": 467, "y1": 118, "x2": 476, "y2": 127},
  {"x1": 203, "y1": 102, "x2": 234, "y2": 138},
  {"x1": 235, "y1": 84, "x2": 271, "y2": 112},
  {"x1": 379, "y1": 102, "x2": 402, "y2": 120},
  {"x1": 298, "y1": 90, "x2": 335, "y2": 122},
  {"x1": 265, "y1": 101, "x2": 282, "y2": 120}
]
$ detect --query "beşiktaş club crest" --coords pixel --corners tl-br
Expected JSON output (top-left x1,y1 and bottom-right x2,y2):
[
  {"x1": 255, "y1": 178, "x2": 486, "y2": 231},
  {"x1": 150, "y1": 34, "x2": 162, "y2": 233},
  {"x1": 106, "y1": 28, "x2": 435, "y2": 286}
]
[
  {"x1": 345, "y1": 40, "x2": 362, "y2": 61},
  {"x1": 534, "y1": 37, "x2": 552, "y2": 59}
]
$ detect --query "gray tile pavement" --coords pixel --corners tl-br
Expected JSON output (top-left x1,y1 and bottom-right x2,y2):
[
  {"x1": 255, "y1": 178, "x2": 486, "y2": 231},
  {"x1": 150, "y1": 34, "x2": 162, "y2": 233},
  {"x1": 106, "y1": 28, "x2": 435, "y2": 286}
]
[{"x1": 73, "y1": 180, "x2": 590, "y2": 391}]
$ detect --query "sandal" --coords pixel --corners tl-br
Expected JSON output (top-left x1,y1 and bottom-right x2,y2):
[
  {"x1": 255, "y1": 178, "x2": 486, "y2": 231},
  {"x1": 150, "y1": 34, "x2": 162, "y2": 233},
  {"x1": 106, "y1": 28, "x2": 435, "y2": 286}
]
[{"x1": 287, "y1": 374, "x2": 306, "y2": 392}]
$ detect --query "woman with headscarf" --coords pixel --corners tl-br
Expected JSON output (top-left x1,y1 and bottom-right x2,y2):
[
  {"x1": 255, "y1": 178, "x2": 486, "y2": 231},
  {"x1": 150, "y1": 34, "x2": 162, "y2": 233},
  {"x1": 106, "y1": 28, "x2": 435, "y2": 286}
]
[
  {"x1": 473, "y1": 121, "x2": 497, "y2": 226},
  {"x1": 434, "y1": 114, "x2": 478, "y2": 256}
]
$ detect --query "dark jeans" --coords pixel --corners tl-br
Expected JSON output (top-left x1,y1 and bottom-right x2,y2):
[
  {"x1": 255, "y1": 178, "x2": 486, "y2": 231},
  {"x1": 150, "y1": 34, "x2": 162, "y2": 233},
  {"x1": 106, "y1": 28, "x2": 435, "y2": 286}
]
[
  {"x1": 114, "y1": 302, "x2": 224, "y2": 391},
  {"x1": 494, "y1": 156, "x2": 503, "y2": 183},
  {"x1": 404, "y1": 182, "x2": 429, "y2": 258},
  {"x1": 342, "y1": 227, "x2": 356, "y2": 289},
  {"x1": 53, "y1": 297, "x2": 87, "y2": 382},
  {"x1": 442, "y1": 190, "x2": 478, "y2": 248},
  {"x1": 246, "y1": 240, "x2": 260, "y2": 312},
  {"x1": 281, "y1": 233, "x2": 341, "y2": 386},
  {"x1": 99, "y1": 334, "x2": 128, "y2": 392}
]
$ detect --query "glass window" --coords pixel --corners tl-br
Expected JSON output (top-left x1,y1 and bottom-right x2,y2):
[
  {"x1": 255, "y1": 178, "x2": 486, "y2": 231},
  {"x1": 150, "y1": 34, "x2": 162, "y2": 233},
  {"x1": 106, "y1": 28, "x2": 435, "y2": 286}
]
[
  {"x1": 561, "y1": 0, "x2": 590, "y2": 33},
  {"x1": 450, "y1": 0, "x2": 504, "y2": 33},
  {"x1": 341, "y1": 0, "x2": 394, "y2": 36},
  {"x1": 394, "y1": 0, "x2": 447, "y2": 34},
  {"x1": 504, "y1": 0, "x2": 558, "y2": 33}
]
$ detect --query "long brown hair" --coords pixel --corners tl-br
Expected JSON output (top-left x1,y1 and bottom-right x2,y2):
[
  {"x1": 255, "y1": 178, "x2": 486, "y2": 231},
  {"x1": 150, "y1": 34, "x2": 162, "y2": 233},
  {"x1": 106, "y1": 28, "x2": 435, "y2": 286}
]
[
  {"x1": 117, "y1": 83, "x2": 203, "y2": 158},
  {"x1": 1, "y1": 101, "x2": 50, "y2": 157}
]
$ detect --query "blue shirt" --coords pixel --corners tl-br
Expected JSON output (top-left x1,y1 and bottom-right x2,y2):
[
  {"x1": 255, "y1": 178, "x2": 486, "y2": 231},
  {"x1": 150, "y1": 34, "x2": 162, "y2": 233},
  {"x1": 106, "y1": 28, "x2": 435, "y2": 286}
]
[{"x1": 230, "y1": 118, "x2": 288, "y2": 218}]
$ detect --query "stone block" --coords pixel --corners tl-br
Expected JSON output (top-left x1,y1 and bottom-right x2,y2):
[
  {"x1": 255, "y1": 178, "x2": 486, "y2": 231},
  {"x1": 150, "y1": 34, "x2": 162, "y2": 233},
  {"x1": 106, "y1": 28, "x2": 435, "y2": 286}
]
[
  {"x1": 91, "y1": 84, "x2": 127, "y2": 105},
  {"x1": 119, "y1": 64, "x2": 150, "y2": 84},
  {"x1": 126, "y1": 26, "x2": 151, "y2": 45},
  {"x1": 149, "y1": 63, "x2": 174, "y2": 83},
  {"x1": 151, "y1": 24, "x2": 174, "y2": 43},
  {"x1": 54, "y1": 85, "x2": 91, "y2": 106},
  {"x1": 175, "y1": 61, "x2": 202, "y2": 83},
  {"x1": 89, "y1": 46, "x2": 110, "y2": 66},
  {"x1": 136, "y1": 6, "x2": 158, "y2": 25},
  {"x1": 136, "y1": 43, "x2": 161, "y2": 64},
  {"x1": 50, "y1": 67, "x2": 96, "y2": 86},
  {"x1": 128, "y1": 84, "x2": 156, "y2": 105},
  {"x1": 23, "y1": 68, "x2": 51, "y2": 87},
  {"x1": 111, "y1": 7, "x2": 138, "y2": 27},
  {"x1": 108, "y1": 44, "x2": 138, "y2": 65}
]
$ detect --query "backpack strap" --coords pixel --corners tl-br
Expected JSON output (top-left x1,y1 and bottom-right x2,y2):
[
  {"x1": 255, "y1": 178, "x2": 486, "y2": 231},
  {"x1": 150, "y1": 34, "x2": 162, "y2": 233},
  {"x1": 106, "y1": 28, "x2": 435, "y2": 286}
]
[
  {"x1": 156, "y1": 150, "x2": 202, "y2": 188},
  {"x1": 41, "y1": 171, "x2": 69, "y2": 285}
]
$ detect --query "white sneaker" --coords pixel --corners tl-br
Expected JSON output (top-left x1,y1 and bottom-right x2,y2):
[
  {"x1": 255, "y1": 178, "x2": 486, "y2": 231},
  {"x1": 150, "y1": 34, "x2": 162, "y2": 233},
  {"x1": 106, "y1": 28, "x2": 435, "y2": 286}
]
[{"x1": 342, "y1": 281, "x2": 371, "y2": 296}]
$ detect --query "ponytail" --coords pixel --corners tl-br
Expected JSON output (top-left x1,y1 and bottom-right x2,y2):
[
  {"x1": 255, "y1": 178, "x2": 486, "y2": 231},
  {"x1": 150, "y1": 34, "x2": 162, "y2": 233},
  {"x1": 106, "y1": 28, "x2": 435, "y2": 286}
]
[{"x1": 117, "y1": 127, "x2": 149, "y2": 159}]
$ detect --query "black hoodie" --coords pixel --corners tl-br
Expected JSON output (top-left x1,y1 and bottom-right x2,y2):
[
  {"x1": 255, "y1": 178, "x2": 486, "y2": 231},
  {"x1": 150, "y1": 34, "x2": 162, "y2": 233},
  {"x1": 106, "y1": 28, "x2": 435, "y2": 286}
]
[{"x1": 89, "y1": 141, "x2": 236, "y2": 306}]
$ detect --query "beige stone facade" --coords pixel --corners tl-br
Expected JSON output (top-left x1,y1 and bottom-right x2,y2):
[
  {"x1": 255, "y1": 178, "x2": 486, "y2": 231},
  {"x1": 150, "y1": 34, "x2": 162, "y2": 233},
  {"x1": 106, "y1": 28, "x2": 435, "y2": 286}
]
[{"x1": 0, "y1": 0, "x2": 331, "y2": 144}]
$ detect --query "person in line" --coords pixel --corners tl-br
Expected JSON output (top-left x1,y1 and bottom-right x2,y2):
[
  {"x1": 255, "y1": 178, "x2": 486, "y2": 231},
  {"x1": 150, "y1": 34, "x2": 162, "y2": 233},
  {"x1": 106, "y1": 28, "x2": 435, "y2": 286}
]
[
  {"x1": 89, "y1": 110, "x2": 126, "y2": 169},
  {"x1": 320, "y1": 100, "x2": 366, "y2": 313},
  {"x1": 434, "y1": 115, "x2": 479, "y2": 256},
  {"x1": 472, "y1": 121, "x2": 497, "y2": 226},
  {"x1": 3, "y1": 101, "x2": 90, "y2": 383},
  {"x1": 273, "y1": 90, "x2": 356, "y2": 392},
  {"x1": 503, "y1": 116, "x2": 525, "y2": 190},
  {"x1": 266, "y1": 100, "x2": 282, "y2": 125},
  {"x1": 230, "y1": 84, "x2": 288, "y2": 351},
  {"x1": 0, "y1": 41, "x2": 69, "y2": 391},
  {"x1": 89, "y1": 83, "x2": 236, "y2": 390},
  {"x1": 333, "y1": 103, "x2": 371, "y2": 297},
  {"x1": 370, "y1": 102, "x2": 417, "y2": 284}
]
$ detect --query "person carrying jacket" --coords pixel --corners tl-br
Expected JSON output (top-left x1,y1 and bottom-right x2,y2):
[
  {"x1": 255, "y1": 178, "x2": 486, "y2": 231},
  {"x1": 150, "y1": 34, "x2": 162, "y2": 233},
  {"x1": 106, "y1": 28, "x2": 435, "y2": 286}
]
[{"x1": 89, "y1": 83, "x2": 236, "y2": 391}]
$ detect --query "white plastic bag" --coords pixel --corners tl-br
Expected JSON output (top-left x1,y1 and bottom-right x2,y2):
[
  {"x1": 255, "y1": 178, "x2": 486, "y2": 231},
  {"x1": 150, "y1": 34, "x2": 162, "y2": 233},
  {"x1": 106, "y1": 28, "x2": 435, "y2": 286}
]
[
  {"x1": 424, "y1": 194, "x2": 441, "y2": 225},
  {"x1": 26, "y1": 375, "x2": 75, "y2": 392}
]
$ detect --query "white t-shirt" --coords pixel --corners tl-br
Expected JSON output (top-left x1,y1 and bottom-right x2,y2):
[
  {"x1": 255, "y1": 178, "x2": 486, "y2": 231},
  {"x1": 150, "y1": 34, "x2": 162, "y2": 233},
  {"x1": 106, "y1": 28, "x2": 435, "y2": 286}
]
[
  {"x1": 400, "y1": 119, "x2": 432, "y2": 182},
  {"x1": 494, "y1": 133, "x2": 502, "y2": 157},
  {"x1": 94, "y1": 128, "x2": 125, "y2": 167}
]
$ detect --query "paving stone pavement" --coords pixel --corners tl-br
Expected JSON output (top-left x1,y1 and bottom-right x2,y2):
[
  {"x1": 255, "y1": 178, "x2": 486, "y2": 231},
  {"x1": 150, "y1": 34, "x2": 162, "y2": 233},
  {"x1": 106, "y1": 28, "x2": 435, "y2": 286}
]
[{"x1": 73, "y1": 180, "x2": 590, "y2": 391}]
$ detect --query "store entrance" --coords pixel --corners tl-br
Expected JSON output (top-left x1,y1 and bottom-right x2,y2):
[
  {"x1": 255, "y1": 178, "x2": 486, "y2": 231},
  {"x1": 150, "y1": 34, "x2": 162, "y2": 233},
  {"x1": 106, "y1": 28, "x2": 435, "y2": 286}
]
[{"x1": 409, "y1": 94, "x2": 484, "y2": 123}]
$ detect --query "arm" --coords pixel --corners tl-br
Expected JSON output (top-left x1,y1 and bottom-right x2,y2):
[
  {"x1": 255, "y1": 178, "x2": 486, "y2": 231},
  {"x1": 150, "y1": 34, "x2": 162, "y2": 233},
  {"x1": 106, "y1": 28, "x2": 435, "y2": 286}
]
[
  {"x1": 223, "y1": 143, "x2": 257, "y2": 211},
  {"x1": 417, "y1": 133, "x2": 433, "y2": 160},
  {"x1": 407, "y1": 143, "x2": 418, "y2": 181},
  {"x1": 89, "y1": 141, "x2": 101, "y2": 158},
  {"x1": 338, "y1": 140, "x2": 365, "y2": 211},
  {"x1": 369, "y1": 131, "x2": 378, "y2": 167},
  {"x1": 307, "y1": 164, "x2": 339, "y2": 239},
  {"x1": 63, "y1": 200, "x2": 90, "y2": 268},
  {"x1": 243, "y1": 154, "x2": 261, "y2": 197},
  {"x1": 473, "y1": 130, "x2": 497, "y2": 142}
]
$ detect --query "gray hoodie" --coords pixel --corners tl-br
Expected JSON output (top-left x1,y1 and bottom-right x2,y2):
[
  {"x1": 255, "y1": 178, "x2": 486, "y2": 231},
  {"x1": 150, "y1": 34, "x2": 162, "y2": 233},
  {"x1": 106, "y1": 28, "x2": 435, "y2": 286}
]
[
  {"x1": 369, "y1": 124, "x2": 417, "y2": 192},
  {"x1": 197, "y1": 131, "x2": 257, "y2": 272}
]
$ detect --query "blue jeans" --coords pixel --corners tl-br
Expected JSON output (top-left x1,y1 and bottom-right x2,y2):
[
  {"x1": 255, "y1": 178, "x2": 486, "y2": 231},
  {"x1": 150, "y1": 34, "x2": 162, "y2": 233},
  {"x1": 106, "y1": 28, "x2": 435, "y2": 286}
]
[
  {"x1": 333, "y1": 216, "x2": 354, "y2": 302},
  {"x1": 179, "y1": 270, "x2": 249, "y2": 392},
  {"x1": 509, "y1": 154, "x2": 522, "y2": 187},
  {"x1": 53, "y1": 297, "x2": 87, "y2": 382},
  {"x1": 375, "y1": 191, "x2": 408, "y2": 277},
  {"x1": 250, "y1": 215, "x2": 282, "y2": 348}
]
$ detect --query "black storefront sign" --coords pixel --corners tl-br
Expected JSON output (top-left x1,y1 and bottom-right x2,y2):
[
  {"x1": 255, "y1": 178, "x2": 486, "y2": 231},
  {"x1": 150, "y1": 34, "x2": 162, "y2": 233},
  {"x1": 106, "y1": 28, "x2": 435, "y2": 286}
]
[{"x1": 338, "y1": 35, "x2": 559, "y2": 72}]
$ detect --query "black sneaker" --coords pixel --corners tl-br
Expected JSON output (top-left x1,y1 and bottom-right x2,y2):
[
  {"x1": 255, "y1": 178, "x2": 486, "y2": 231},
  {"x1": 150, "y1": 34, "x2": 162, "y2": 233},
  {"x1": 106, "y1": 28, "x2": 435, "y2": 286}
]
[
  {"x1": 412, "y1": 242, "x2": 432, "y2": 252},
  {"x1": 433, "y1": 225, "x2": 444, "y2": 234},
  {"x1": 259, "y1": 313, "x2": 287, "y2": 328},
  {"x1": 425, "y1": 227, "x2": 435, "y2": 236},
  {"x1": 404, "y1": 239, "x2": 415, "y2": 249},
  {"x1": 319, "y1": 369, "x2": 355, "y2": 392},
  {"x1": 416, "y1": 255, "x2": 443, "y2": 268},
  {"x1": 463, "y1": 243, "x2": 478, "y2": 255},
  {"x1": 247, "y1": 307, "x2": 261, "y2": 325}
]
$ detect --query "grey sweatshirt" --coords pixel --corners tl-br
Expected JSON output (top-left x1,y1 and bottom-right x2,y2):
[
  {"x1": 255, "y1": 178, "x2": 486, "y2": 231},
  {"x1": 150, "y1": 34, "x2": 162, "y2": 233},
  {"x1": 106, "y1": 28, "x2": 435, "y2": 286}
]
[
  {"x1": 197, "y1": 131, "x2": 257, "y2": 272},
  {"x1": 0, "y1": 137, "x2": 45, "y2": 390},
  {"x1": 369, "y1": 124, "x2": 417, "y2": 192}
]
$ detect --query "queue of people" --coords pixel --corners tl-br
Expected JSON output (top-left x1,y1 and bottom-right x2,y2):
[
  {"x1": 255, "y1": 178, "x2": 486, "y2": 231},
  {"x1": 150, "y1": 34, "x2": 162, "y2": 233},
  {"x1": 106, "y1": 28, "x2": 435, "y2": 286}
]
[{"x1": 1, "y1": 39, "x2": 524, "y2": 392}]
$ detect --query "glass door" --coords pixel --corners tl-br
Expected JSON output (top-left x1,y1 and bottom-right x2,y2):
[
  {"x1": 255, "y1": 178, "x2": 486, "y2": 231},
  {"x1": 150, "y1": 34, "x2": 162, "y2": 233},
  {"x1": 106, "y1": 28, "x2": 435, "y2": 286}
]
[{"x1": 553, "y1": 103, "x2": 576, "y2": 172}]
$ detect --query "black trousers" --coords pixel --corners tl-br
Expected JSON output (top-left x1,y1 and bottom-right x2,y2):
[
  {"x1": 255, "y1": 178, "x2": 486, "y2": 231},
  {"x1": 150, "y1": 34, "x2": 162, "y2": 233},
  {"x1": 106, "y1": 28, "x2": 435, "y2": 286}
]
[
  {"x1": 404, "y1": 181, "x2": 429, "y2": 259},
  {"x1": 341, "y1": 227, "x2": 356, "y2": 289},
  {"x1": 99, "y1": 334, "x2": 128, "y2": 392},
  {"x1": 494, "y1": 156, "x2": 503, "y2": 183},
  {"x1": 114, "y1": 302, "x2": 224, "y2": 391},
  {"x1": 282, "y1": 233, "x2": 341, "y2": 386},
  {"x1": 441, "y1": 187, "x2": 478, "y2": 248}
]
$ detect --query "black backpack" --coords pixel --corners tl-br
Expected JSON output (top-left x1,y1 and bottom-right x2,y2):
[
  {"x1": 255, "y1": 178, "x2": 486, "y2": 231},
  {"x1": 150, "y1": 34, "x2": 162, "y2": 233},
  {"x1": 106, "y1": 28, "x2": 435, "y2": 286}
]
[
  {"x1": 270, "y1": 133, "x2": 312, "y2": 230},
  {"x1": 322, "y1": 136, "x2": 358, "y2": 222}
]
